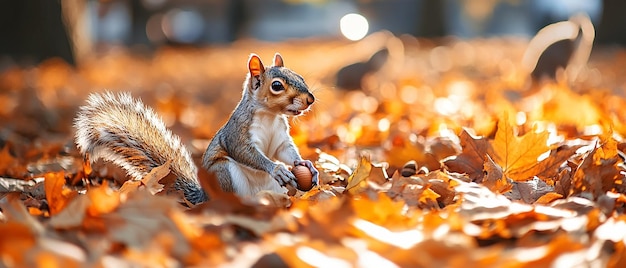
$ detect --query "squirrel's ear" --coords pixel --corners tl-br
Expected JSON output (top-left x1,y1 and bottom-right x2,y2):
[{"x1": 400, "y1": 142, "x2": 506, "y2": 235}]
[
  {"x1": 248, "y1": 54, "x2": 265, "y2": 77},
  {"x1": 273, "y1": 53, "x2": 284, "y2": 67}
]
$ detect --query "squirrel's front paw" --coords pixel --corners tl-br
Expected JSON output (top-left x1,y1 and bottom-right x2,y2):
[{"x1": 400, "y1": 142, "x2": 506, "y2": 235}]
[
  {"x1": 295, "y1": 160, "x2": 319, "y2": 186},
  {"x1": 272, "y1": 164, "x2": 297, "y2": 188}
]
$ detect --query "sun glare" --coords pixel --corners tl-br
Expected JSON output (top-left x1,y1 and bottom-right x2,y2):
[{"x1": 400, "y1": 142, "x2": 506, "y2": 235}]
[{"x1": 340, "y1": 13, "x2": 369, "y2": 41}]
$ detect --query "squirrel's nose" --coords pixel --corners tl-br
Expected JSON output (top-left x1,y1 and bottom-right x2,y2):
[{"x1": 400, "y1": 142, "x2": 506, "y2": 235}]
[{"x1": 306, "y1": 93, "x2": 315, "y2": 105}]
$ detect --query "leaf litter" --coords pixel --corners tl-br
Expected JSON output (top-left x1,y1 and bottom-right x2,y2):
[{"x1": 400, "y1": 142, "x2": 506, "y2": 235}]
[{"x1": 2, "y1": 33, "x2": 626, "y2": 266}]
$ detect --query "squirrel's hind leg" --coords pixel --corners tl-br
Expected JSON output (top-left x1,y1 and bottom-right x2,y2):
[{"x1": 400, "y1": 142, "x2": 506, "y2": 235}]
[
  {"x1": 209, "y1": 158, "x2": 285, "y2": 197},
  {"x1": 207, "y1": 158, "x2": 236, "y2": 193}
]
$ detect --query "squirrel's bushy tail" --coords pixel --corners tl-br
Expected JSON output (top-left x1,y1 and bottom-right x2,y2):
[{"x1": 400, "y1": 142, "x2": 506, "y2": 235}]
[{"x1": 74, "y1": 92, "x2": 207, "y2": 204}]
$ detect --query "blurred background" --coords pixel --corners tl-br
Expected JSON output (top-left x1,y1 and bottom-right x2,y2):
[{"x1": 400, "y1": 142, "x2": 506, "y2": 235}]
[{"x1": 0, "y1": 0, "x2": 623, "y2": 66}]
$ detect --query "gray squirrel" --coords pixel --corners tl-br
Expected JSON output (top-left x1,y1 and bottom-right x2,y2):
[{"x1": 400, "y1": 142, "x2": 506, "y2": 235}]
[{"x1": 74, "y1": 53, "x2": 319, "y2": 204}]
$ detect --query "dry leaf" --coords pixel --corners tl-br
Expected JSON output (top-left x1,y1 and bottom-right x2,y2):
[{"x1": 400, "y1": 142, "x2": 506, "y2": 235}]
[
  {"x1": 105, "y1": 191, "x2": 193, "y2": 260},
  {"x1": 4, "y1": 35, "x2": 626, "y2": 267},
  {"x1": 44, "y1": 171, "x2": 78, "y2": 215},
  {"x1": 346, "y1": 155, "x2": 373, "y2": 195},
  {"x1": 255, "y1": 190, "x2": 291, "y2": 207},
  {"x1": 444, "y1": 129, "x2": 490, "y2": 182},
  {"x1": 48, "y1": 195, "x2": 90, "y2": 229},
  {"x1": 0, "y1": 144, "x2": 27, "y2": 178},
  {"x1": 509, "y1": 145, "x2": 582, "y2": 182},
  {"x1": 489, "y1": 116, "x2": 550, "y2": 181},
  {"x1": 141, "y1": 160, "x2": 171, "y2": 195},
  {"x1": 482, "y1": 154, "x2": 512, "y2": 194},
  {"x1": 86, "y1": 181, "x2": 120, "y2": 216},
  {"x1": 534, "y1": 192, "x2": 564, "y2": 205},
  {"x1": 570, "y1": 145, "x2": 622, "y2": 199}
]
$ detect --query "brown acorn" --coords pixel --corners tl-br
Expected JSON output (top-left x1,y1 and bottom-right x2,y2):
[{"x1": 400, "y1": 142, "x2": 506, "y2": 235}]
[{"x1": 292, "y1": 165, "x2": 313, "y2": 191}]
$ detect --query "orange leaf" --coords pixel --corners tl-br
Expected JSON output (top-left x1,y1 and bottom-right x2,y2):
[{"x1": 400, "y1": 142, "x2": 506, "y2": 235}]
[
  {"x1": 418, "y1": 187, "x2": 441, "y2": 206},
  {"x1": 44, "y1": 171, "x2": 78, "y2": 215},
  {"x1": 534, "y1": 192, "x2": 563, "y2": 205},
  {"x1": 0, "y1": 222, "x2": 36, "y2": 265},
  {"x1": 508, "y1": 145, "x2": 581, "y2": 182},
  {"x1": 489, "y1": 116, "x2": 550, "y2": 181},
  {"x1": 596, "y1": 128, "x2": 619, "y2": 161},
  {"x1": 346, "y1": 155, "x2": 372, "y2": 195},
  {"x1": 86, "y1": 181, "x2": 120, "y2": 216}
]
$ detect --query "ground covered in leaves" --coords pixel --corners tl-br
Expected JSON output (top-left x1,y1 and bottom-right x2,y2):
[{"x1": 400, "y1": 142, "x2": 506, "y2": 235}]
[{"x1": 2, "y1": 32, "x2": 626, "y2": 267}]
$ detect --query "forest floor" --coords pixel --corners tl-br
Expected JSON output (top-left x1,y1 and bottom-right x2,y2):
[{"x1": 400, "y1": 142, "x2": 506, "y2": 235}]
[{"x1": 1, "y1": 32, "x2": 626, "y2": 267}]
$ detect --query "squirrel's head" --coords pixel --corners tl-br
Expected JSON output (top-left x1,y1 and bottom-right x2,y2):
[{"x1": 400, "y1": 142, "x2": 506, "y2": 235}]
[{"x1": 245, "y1": 53, "x2": 315, "y2": 116}]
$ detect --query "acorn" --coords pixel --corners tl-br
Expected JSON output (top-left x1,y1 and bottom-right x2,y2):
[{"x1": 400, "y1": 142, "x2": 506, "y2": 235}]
[
  {"x1": 292, "y1": 165, "x2": 313, "y2": 191},
  {"x1": 401, "y1": 160, "x2": 417, "y2": 177}
]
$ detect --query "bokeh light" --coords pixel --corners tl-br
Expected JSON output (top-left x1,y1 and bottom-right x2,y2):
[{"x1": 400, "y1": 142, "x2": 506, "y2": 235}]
[{"x1": 340, "y1": 13, "x2": 369, "y2": 41}]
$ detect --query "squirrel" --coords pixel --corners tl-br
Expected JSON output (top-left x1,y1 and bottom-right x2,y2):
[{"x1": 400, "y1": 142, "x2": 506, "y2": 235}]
[{"x1": 74, "y1": 53, "x2": 319, "y2": 204}]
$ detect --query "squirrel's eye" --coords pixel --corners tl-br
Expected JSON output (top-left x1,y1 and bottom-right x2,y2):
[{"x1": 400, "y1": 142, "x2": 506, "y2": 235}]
[{"x1": 271, "y1": 81, "x2": 285, "y2": 91}]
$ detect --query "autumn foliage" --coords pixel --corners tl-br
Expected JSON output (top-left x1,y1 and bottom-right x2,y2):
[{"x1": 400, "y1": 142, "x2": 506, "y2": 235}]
[{"x1": 2, "y1": 33, "x2": 626, "y2": 266}]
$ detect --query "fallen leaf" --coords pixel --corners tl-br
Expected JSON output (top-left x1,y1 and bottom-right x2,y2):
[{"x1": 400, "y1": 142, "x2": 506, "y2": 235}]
[
  {"x1": 119, "y1": 180, "x2": 142, "y2": 201},
  {"x1": 48, "y1": 195, "x2": 90, "y2": 229},
  {"x1": 508, "y1": 145, "x2": 582, "y2": 182},
  {"x1": 105, "y1": 191, "x2": 193, "y2": 260},
  {"x1": 443, "y1": 129, "x2": 490, "y2": 182},
  {"x1": 596, "y1": 129, "x2": 619, "y2": 161},
  {"x1": 385, "y1": 134, "x2": 440, "y2": 172},
  {"x1": 489, "y1": 116, "x2": 550, "y2": 181},
  {"x1": 86, "y1": 181, "x2": 120, "y2": 216},
  {"x1": 0, "y1": 144, "x2": 27, "y2": 178},
  {"x1": 506, "y1": 177, "x2": 555, "y2": 204},
  {"x1": 351, "y1": 192, "x2": 419, "y2": 229},
  {"x1": 299, "y1": 185, "x2": 338, "y2": 203},
  {"x1": 368, "y1": 162, "x2": 389, "y2": 186},
  {"x1": 426, "y1": 175, "x2": 456, "y2": 206},
  {"x1": 346, "y1": 155, "x2": 373, "y2": 195},
  {"x1": 141, "y1": 160, "x2": 171, "y2": 195},
  {"x1": 44, "y1": 171, "x2": 78, "y2": 215},
  {"x1": 570, "y1": 145, "x2": 622, "y2": 199},
  {"x1": 482, "y1": 154, "x2": 512, "y2": 194},
  {"x1": 418, "y1": 187, "x2": 441, "y2": 209},
  {"x1": 255, "y1": 190, "x2": 291, "y2": 208}
]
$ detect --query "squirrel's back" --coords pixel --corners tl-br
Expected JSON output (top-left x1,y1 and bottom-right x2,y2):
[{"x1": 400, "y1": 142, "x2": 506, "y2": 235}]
[{"x1": 74, "y1": 92, "x2": 206, "y2": 203}]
